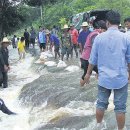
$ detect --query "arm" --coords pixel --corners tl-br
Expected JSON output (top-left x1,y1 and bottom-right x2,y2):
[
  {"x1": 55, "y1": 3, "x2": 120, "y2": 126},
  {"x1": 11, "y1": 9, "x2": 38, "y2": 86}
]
[
  {"x1": 80, "y1": 36, "x2": 99, "y2": 86},
  {"x1": 128, "y1": 64, "x2": 130, "y2": 82},
  {"x1": 79, "y1": 43, "x2": 83, "y2": 53},
  {"x1": 0, "y1": 49, "x2": 5, "y2": 66},
  {"x1": 78, "y1": 33, "x2": 83, "y2": 53},
  {"x1": 0, "y1": 49, "x2": 8, "y2": 71}
]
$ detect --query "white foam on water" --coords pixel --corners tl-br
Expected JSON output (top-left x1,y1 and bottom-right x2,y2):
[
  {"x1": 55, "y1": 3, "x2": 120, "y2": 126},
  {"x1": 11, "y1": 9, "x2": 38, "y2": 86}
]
[
  {"x1": 41, "y1": 50, "x2": 54, "y2": 58},
  {"x1": 40, "y1": 54, "x2": 47, "y2": 60},
  {"x1": 65, "y1": 101, "x2": 95, "y2": 116},
  {"x1": 57, "y1": 60, "x2": 67, "y2": 68},
  {"x1": 65, "y1": 65, "x2": 80, "y2": 72},
  {"x1": 44, "y1": 61, "x2": 57, "y2": 66},
  {"x1": 35, "y1": 59, "x2": 45, "y2": 64},
  {"x1": 0, "y1": 51, "x2": 40, "y2": 130},
  {"x1": 80, "y1": 120, "x2": 107, "y2": 130}
]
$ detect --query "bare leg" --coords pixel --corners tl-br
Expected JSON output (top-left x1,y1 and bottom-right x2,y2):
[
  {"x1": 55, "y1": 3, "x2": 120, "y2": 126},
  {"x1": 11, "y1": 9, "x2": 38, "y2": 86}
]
[
  {"x1": 23, "y1": 52, "x2": 25, "y2": 59},
  {"x1": 58, "y1": 51, "x2": 60, "y2": 58},
  {"x1": 116, "y1": 113, "x2": 125, "y2": 130},
  {"x1": 55, "y1": 51, "x2": 57, "y2": 59},
  {"x1": 96, "y1": 109, "x2": 105, "y2": 123},
  {"x1": 61, "y1": 54, "x2": 64, "y2": 61}
]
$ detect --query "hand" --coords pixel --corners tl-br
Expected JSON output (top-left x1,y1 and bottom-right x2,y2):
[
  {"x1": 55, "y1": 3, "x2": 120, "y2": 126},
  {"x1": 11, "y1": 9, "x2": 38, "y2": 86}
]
[
  {"x1": 84, "y1": 74, "x2": 90, "y2": 84},
  {"x1": 80, "y1": 79, "x2": 85, "y2": 86},
  {"x1": 79, "y1": 49, "x2": 82, "y2": 54},
  {"x1": 8, "y1": 66, "x2": 10, "y2": 71},
  {"x1": 128, "y1": 79, "x2": 130, "y2": 84},
  {"x1": 4, "y1": 65, "x2": 9, "y2": 72}
]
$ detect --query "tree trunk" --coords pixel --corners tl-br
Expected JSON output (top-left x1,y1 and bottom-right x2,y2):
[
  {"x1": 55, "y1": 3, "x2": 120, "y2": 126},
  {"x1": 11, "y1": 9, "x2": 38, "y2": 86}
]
[{"x1": 0, "y1": 24, "x2": 2, "y2": 40}]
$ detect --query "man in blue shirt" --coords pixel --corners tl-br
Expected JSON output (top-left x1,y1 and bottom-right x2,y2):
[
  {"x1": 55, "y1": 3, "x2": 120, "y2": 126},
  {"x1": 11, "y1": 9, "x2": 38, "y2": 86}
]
[
  {"x1": 46, "y1": 30, "x2": 60, "y2": 59},
  {"x1": 81, "y1": 11, "x2": 130, "y2": 130},
  {"x1": 78, "y1": 22, "x2": 90, "y2": 54},
  {"x1": 38, "y1": 26, "x2": 46, "y2": 52}
]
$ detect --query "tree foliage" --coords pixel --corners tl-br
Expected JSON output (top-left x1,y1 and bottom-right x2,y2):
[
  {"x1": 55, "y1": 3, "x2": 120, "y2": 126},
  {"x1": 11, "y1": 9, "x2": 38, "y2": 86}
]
[
  {"x1": 23, "y1": 0, "x2": 58, "y2": 6},
  {"x1": 0, "y1": 0, "x2": 24, "y2": 39},
  {"x1": 38, "y1": 0, "x2": 130, "y2": 28}
]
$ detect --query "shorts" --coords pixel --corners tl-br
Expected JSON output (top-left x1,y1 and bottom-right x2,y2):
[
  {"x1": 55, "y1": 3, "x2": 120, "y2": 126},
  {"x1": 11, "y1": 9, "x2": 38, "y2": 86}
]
[
  {"x1": 40, "y1": 43, "x2": 46, "y2": 49},
  {"x1": 61, "y1": 47, "x2": 72, "y2": 55},
  {"x1": 96, "y1": 84, "x2": 128, "y2": 113},
  {"x1": 80, "y1": 58, "x2": 98, "y2": 80},
  {"x1": 54, "y1": 45, "x2": 60, "y2": 52}
]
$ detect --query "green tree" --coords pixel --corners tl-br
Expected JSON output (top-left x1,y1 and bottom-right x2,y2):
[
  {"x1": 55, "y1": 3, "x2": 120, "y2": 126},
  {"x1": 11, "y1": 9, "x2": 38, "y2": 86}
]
[{"x1": 0, "y1": 0, "x2": 24, "y2": 40}]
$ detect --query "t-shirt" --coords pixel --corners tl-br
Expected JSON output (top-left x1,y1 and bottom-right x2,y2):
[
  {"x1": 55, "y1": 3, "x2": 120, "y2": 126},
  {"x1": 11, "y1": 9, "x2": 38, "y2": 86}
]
[
  {"x1": 61, "y1": 33, "x2": 71, "y2": 48},
  {"x1": 30, "y1": 30, "x2": 36, "y2": 39},
  {"x1": 18, "y1": 41, "x2": 25, "y2": 52},
  {"x1": 78, "y1": 30, "x2": 90, "y2": 48},
  {"x1": 69, "y1": 29, "x2": 79, "y2": 44},
  {"x1": 38, "y1": 31, "x2": 46, "y2": 44},
  {"x1": 126, "y1": 29, "x2": 130, "y2": 36},
  {"x1": 50, "y1": 34, "x2": 60, "y2": 45},
  {"x1": 24, "y1": 31, "x2": 29, "y2": 40}
]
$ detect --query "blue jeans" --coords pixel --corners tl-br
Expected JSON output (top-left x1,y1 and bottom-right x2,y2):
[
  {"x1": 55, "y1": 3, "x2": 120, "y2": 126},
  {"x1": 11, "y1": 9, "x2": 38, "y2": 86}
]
[{"x1": 96, "y1": 84, "x2": 128, "y2": 113}]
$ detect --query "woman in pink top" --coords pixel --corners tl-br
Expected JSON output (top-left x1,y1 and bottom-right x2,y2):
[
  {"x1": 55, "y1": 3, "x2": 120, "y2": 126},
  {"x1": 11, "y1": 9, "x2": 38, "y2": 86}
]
[{"x1": 80, "y1": 20, "x2": 107, "y2": 80}]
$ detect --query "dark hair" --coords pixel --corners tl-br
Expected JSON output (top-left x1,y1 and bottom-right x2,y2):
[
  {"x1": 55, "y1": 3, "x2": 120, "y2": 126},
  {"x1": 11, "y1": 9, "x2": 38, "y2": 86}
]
[
  {"x1": 94, "y1": 20, "x2": 107, "y2": 30},
  {"x1": 106, "y1": 10, "x2": 120, "y2": 25},
  {"x1": 98, "y1": 20, "x2": 107, "y2": 30},
  {"x1": 124, "y1": 17, "x2": 130, "y2": 23},
  {"x1": 21, "y1": 37, "x2": 25, "y2": 42}
]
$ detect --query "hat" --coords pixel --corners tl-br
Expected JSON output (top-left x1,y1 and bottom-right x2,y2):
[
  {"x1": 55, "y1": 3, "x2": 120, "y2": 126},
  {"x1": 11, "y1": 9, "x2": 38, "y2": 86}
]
[
  {"x1": 81, "y1": 22, "x2": 89, "y2": 27},
  {"x1": 63, "y1": 24, "x2": 69, "y2": 29},
  {"x1": 1, "y1": 37, "x2": 10, "y2": 43},
  {"x1": 70, "y1": 23, "x2": 74, "y2": 27},
  {"x1": 46, "y1": 30, "x2": 50, "y2": 34}
]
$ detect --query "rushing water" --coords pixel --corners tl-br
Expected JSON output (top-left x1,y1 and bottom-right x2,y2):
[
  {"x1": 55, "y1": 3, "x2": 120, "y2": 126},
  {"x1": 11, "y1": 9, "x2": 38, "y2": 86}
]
[{"x1": 0, "y1": 45, "x2": 130, "y2": 130}]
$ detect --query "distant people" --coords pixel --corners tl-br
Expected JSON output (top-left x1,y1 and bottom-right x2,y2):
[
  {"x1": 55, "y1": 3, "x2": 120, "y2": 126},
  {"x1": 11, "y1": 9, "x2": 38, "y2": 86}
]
[
  {"x1": 46, "y1": 30, "x2": 60, "y2": 59},
  {"x1": 30, "y1": 27, "x2": 36, "y2": 48},
  {"x1": 12, "y1": 35, "x2": 17, "y2": 48},
  {"x1": 24, "y1": 29, "x2": 30, "y2": 50},
  {"x1": 81, "y1": 11, "x2": 130, "y2": 130},
  {"x1": 61, "y1": 24, "x2": 72, "y2": 61},
  {"x1": 38, "y1": 26, "x2": 46, "y2": 52},
  {"x1": 51, "y1": 25, "x2": 58, "y2": 37},
  {"x1": 80, "y1": 20, "x2": 107, "y2": 81},
  {"x1": 78, "y1": 22, "x2": 90, "y2": 54},
  {"x1": 0, "y1": 37, "x2": 10, "y2": 88},
  {"x1": 69, "y1": 23, "x2": 79, "y2": 58},
  {"x1": 18, "y1": 37, "x2": 25, "y2": 60},
  {"x1": 0, "y1": 98, "x2": 16, "y2": 115},
  {"x1": 124, "y1": 17, "x2": 130, "y2": 36}
]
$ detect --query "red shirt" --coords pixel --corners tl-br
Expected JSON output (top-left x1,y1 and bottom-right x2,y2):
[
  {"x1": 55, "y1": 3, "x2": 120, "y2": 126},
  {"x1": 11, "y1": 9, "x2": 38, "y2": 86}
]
[{"x1": 69, "y1": 29, "x2": 79, "y2": 44}]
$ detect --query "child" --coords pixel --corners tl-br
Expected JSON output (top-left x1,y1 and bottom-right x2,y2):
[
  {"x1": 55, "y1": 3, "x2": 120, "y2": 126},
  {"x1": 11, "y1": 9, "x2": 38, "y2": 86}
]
[{"x1": 18, "y1": 37, "x2": 25, "y2": 60}]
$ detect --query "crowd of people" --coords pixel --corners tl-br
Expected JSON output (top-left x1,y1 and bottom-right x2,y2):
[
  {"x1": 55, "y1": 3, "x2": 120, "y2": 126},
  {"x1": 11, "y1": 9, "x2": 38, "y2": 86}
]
[{"x1": 0, "y1": 10, "x2": 130, "y2": 130}]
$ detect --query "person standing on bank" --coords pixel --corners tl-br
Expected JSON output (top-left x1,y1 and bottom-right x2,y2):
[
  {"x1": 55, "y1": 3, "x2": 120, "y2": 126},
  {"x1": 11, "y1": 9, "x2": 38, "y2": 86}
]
[
  {"x1": 0, "y1": 37, "x2": 10, "y2": 88},
  {"x1": 81, "y1": 10, "x2": 130, "y2": 130}
]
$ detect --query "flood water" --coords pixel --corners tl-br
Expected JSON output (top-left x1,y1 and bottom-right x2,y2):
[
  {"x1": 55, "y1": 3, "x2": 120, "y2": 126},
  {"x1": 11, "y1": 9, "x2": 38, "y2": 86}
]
[{"x1": 0, "y1": 45, "x2": 130, "y2": 130}]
